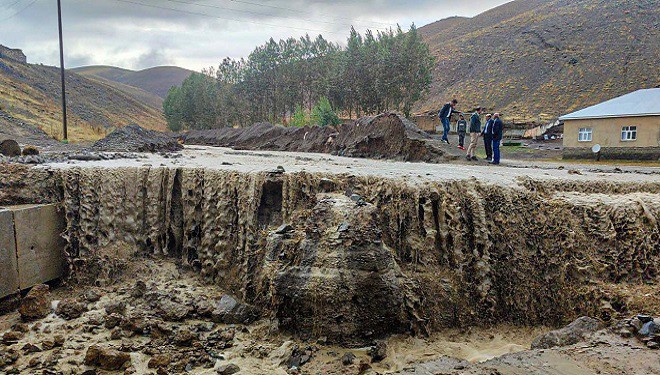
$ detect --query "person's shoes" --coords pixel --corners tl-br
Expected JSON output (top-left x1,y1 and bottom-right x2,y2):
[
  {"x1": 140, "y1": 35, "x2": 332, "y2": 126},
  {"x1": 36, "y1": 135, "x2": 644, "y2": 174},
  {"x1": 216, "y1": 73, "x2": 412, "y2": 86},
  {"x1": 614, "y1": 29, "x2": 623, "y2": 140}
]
[
  {"x1": 458, "y1": 145, "x2": 465, "y2": 150},
  {"x1": 486, "y1": 158, "x2": 492, "y2": 162},
  {"x1": 488, "y1": 161, "x2": 500, "y2": 165},
  {"x1": 465, "y1": 155, "x2": 472, "y2": 161},
  {"x1": 471, "y1": 156, "x2": 478, "y2": 161}
]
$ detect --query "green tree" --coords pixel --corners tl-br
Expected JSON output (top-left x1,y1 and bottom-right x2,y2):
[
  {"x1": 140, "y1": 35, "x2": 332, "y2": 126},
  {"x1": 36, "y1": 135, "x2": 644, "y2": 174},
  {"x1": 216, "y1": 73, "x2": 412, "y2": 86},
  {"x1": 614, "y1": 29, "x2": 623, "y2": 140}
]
[
  {"x1": 162, "y1": 24, "x2": 435, "y2": 130},
  {"x1": 311, "y1": 96, "x2": 340, "y2": 126},
  {"x1": 291, "y1": 105, "x2": 309, "y2": 127},
  {"x1": 163, "y1": 86, "x2": 183, "y2": 131}
]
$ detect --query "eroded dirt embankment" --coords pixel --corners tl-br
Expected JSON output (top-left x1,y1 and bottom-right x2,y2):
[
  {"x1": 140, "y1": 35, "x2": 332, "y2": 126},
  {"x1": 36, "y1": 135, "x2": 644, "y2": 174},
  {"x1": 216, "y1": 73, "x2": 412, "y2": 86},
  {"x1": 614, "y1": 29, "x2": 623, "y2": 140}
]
[
  {"x1": 183, "y1": 113, "x2": 459, "y2": 162},
  {"x1": 2, "y1": 165, "x2": 659, "y2": 347}
]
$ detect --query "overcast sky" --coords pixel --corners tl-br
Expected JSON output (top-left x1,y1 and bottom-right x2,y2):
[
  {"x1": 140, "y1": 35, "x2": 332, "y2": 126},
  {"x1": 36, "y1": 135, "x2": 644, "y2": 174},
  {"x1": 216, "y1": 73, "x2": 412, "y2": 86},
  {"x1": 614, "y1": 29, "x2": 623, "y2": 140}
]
[{"x1": 0, "y1": 0, "x2": 509, "y2": 71}]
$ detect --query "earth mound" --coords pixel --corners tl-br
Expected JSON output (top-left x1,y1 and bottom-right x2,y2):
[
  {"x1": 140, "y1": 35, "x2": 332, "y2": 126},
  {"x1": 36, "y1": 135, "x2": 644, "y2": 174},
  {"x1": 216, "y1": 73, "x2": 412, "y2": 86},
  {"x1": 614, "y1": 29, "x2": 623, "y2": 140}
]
[
  {"x1": 92, "y1": 124, "x2": 182, "y2": 153},
  {"x1": 183, "y1": 113, "x2": 460, "y2": 162}
]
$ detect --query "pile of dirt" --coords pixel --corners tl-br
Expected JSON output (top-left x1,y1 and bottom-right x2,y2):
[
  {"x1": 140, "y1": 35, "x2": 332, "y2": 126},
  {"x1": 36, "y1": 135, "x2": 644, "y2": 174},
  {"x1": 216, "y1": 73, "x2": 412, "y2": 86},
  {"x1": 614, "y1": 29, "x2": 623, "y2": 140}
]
[
  {"x1": 92, "y1": 124, "x2": 182, "y2": 153},
  {"x1": 184, "y1": 113, "x2": 461, "y2": 162}
]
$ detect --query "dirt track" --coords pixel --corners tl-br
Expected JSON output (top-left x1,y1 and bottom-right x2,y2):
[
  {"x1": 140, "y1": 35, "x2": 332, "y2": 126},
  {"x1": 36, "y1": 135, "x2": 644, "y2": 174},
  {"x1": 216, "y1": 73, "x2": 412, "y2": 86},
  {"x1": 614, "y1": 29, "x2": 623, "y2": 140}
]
[{"x1": 41, "y1": 145, "x2": 660, "y2": 185}]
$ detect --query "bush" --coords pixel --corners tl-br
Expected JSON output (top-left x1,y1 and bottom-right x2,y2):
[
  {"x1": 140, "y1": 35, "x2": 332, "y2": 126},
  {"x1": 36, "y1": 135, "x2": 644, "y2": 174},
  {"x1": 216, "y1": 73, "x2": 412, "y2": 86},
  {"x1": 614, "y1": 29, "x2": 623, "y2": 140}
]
[
  {"x1": 311, "y1": 97, "x2": 340, "y2": 127},
  {"x1": 291, "y1": 105, "x2": 309, "y2": 127}
]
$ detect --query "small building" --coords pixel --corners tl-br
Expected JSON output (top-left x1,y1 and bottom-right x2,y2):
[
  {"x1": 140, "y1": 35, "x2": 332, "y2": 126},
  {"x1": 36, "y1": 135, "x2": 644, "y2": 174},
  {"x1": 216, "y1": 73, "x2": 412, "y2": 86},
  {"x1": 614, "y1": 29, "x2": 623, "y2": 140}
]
[
  {"x1": 559, "y1": 88, "x2": 660, "y2": 160},
  {"x1": 412, "y1": 112, "x2": 440, "y2": 133}
]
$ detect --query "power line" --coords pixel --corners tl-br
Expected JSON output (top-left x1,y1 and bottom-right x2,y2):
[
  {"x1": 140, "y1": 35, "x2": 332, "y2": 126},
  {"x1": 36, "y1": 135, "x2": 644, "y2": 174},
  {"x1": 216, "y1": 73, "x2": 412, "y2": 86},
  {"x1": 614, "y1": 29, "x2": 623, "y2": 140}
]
[
  {"x1": 1, "y1": 0, "x2": 26, "y2": 8},
  {"x1": 163, "y1": 0, "x2": 391, "y2": 30},
  {"x1": 114, "y1": 0, "x2": 346, "y2": 35},
  {"x1": 0, "y1": 0, "x2": 38, "y2": 22},
  {"x1": 2, "y1": 0, "x2": 26, "y2": 8},
  {"x1": 225, "y1": 0, "x2": 396, "y2": 27}
]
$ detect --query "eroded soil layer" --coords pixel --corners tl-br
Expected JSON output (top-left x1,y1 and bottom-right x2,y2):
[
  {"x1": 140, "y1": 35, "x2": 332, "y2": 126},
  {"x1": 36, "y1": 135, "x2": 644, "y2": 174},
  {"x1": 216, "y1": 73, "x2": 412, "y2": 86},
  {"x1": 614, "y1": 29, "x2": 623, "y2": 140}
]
[
  {"x1": 1, "y1": 165, "x2": 659, "y2": 346},
  {"x1": 183, "y1": 113, "x2": 459, "y2": 163}
]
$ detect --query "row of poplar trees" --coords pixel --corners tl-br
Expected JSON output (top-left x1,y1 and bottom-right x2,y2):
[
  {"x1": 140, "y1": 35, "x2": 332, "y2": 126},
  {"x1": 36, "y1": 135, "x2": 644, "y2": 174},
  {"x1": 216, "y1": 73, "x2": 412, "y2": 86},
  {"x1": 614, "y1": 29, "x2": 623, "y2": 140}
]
[{"x1": 163, "y1": 25, "x2": 435, "y2": 131}]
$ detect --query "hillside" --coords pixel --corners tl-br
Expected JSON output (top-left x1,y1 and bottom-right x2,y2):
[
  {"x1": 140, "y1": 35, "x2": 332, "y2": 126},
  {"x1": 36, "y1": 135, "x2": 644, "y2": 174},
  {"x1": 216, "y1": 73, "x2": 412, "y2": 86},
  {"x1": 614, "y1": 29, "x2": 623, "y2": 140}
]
[
  {"x1": 78, "y1": 74, "x2": 164, "y2": 110},
  {"x1": 0, "y1": 50, "x2": 167, "y2": 142},
  {"x1": 73, "y1": 65, "x2": 194, "y2": 98},
  {"x1": 417, "y1": 0, "x2": 660, "y2": 122}
]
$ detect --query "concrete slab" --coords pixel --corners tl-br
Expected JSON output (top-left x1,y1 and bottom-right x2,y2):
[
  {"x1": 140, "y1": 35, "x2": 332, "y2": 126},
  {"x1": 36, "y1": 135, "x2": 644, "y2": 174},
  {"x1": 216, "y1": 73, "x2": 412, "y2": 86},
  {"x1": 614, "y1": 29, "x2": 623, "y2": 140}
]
[
  {"x1": 10, "y1": 204, "x2": 65, "y2": 289},
  {"x1": 0, "y1": 209, "x2": 19, "y2": 299}
]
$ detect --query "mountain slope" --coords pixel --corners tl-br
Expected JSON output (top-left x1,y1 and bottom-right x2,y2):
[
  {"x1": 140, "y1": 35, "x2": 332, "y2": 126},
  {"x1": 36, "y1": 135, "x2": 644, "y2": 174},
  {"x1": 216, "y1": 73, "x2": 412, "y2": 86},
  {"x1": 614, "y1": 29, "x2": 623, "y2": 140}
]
[
  {"x1": 78, "y1": 74, "x2": 164, "y2": 110},
  {"x1": 73, "y1": 65, "x2": 194, "y2": 98},
  {"x1": 0, "y1": 53, "x2": 167, "y2": 142},
  {"x1": 417, "y1": 0, "x2": 660, "y2": 122}
]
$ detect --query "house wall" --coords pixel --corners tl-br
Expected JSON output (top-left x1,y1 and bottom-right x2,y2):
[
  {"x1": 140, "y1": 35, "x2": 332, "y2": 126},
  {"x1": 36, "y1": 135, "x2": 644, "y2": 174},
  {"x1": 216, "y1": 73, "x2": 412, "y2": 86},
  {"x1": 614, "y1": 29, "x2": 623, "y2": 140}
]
[
  {"x1": 413, "y1": 115, "x2": 439, "y2": 133},
  {"x1": 562, "y1": 115, "x2": 660, "y2": 160}
]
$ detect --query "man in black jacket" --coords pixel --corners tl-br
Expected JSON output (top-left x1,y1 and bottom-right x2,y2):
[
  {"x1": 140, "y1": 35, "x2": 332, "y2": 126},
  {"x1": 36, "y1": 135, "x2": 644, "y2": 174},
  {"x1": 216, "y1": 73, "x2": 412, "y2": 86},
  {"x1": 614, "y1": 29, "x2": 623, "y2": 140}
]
[
  {"x1": 481, "y1": 114, "x2": 494, "y2": 161},
  {"x1": 466, "y1": 107, "x2": 483, "y2": 161},
  {"x1": 438, "y1": 99, "x2": 459, "y2": 144},
  {"x1": 490, "y1": 113, "x2": 504, "y2": 165}
]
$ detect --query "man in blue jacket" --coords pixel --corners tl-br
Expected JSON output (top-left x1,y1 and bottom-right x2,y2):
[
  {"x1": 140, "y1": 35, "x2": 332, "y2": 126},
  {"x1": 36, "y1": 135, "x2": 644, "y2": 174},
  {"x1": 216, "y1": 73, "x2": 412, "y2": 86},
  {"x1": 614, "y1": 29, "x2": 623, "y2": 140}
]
[
  {"x1": 438, "y1": 99, "x2": 459, "y2": 144},
  {"x1": 490, "y1": 113, "x2": 504, "y2": 165},
  {"x1": 481, "y1": 114, "x2": 494, "y2": 162}
]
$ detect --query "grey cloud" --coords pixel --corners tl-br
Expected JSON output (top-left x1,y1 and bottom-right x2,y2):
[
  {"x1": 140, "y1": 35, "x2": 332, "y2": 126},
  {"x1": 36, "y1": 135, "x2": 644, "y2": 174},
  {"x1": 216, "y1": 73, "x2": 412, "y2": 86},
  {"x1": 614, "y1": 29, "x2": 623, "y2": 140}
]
[
  {"x1": 0, "y1": 0, "x2": 509, "y2": 71},
  {"x1": 135, "y1": 48, "x2": 172, "y2": 68}
]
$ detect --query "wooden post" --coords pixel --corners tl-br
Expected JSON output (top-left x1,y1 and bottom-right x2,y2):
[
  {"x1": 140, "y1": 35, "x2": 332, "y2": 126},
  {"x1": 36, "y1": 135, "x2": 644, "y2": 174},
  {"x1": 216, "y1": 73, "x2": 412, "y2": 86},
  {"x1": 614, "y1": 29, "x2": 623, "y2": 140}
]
[{"x1": 57, "y1": 0, "x2": 68, "y2": 141}]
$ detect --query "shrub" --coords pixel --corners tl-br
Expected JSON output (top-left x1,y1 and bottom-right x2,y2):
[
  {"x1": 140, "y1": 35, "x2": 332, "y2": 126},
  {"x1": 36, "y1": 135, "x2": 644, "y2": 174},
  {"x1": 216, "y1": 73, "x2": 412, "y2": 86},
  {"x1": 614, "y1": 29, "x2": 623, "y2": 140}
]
[
  {"x1": 311, "y1": 97, "x2": 341, "y2": 127},
  {"x1": 291, "y1": 105, "x2": 309, "y2": 127}
]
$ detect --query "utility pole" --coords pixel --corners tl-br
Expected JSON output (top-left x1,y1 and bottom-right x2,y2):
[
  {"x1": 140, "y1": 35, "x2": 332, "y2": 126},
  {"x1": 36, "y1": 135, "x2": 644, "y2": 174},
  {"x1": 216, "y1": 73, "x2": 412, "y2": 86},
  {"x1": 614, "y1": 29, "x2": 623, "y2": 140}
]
[{"x1": 57, "y1": 0, "x2": 68, "y2": 141}]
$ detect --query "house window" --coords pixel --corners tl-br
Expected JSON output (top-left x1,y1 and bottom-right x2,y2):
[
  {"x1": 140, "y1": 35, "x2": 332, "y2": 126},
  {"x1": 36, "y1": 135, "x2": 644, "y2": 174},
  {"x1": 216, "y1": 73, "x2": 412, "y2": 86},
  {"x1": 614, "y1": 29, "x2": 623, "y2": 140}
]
[
  {"x1": 578, "y1": 127, "x2": 593, "y2": 142},
  {"x1": 621, "y1": 126, "x2": 637, "y2": 141}
]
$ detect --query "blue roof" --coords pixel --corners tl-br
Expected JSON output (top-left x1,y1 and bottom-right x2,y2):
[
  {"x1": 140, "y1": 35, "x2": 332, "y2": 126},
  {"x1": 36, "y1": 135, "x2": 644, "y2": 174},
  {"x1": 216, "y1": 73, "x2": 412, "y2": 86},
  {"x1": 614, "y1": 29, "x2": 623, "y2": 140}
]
[{"x1": 559, "y1": 88, "x2": 660, "y2": 120}]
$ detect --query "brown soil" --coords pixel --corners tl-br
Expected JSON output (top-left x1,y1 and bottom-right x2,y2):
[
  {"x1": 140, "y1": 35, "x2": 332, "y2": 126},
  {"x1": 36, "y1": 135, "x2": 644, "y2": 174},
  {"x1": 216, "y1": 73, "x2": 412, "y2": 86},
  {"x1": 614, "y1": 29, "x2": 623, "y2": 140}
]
[
  {"x1": 1, "y1": 258, "x2": 657, "y2": 375},
  {"x1": 183, "y1": 113, "x2": 462, "y2": 163},
  {"x1": 1, "y1": 155, "x2": 658, "y2": 374}
]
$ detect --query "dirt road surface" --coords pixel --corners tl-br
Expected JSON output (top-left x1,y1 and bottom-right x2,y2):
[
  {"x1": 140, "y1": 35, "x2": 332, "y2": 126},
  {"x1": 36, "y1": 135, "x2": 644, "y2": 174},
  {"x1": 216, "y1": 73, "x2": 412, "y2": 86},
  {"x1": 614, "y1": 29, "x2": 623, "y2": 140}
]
[{"x1": 41, "y1": 145, "x2": 660, "y2": 185}]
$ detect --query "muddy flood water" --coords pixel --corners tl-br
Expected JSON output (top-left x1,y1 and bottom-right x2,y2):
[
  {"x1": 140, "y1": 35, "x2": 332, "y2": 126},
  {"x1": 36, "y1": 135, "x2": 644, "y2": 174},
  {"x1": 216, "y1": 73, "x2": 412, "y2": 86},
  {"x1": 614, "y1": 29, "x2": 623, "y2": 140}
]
[
  {"x1": 1, "y1": 152, "x2": 659, "y2": 374},
  {"x1": 0, "y1": 259, "x2": 546, "y2": 374}
]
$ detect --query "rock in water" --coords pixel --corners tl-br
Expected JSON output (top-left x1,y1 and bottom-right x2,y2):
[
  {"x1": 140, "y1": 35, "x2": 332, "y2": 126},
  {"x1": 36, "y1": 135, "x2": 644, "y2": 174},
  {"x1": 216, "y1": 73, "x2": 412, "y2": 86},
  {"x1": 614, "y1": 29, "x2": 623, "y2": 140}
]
[
  {"x1": 21, "y1": 145, "x2": 39, "y2": 156},
  {"x1": 55, "y1": 298, "x2": 87, "y2": 320},
  {"x1": 148, "y1": 354, "x2": 172, "y2": 369},
  {"x1": 368, "y1": 341, "x2": 388, "y2": 362},
  {"x1": 157, "y1": 298, "x2": 190, "y2": 321},
  {"x1": 531, "y1": 316, "x2": 603, "y2": 349},
  {"x1": 0, "y1": 139, "x2": 21, "y2": 157},
  {"x1": 211, "y1": 295, "x2": 258, "y2": 324},
  {"x1": 341, "y1": 352, "x2": 356, "y2": 365},
  {"x1": 19, "y1": 284, "x2": 51, "y2": 321},
  {"x1": 217, "y1": 363, "x2": 240, "y2": 375},
  {"x1": 84, "y1": 344, "x2": 131, "y2": 370}
]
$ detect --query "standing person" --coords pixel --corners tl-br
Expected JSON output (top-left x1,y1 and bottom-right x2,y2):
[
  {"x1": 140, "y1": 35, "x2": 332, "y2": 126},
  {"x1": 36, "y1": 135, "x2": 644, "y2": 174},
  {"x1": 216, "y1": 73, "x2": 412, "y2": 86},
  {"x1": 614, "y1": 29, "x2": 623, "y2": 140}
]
[
  {"x1": 466, "y1": 107, "x2": 483, "y2": 161},
  {"x1": 490, "y1": 113, "x2": 504, "y2": 165},
  {"x1": 438, "y1": 99, "x2": 459, "y2": 144},
  {"x1": 482, "y1": 114, "x2": 494, "y2": 162},
  {"x1": 456, "y1": 114, "x2": 467, "y2": 150}
]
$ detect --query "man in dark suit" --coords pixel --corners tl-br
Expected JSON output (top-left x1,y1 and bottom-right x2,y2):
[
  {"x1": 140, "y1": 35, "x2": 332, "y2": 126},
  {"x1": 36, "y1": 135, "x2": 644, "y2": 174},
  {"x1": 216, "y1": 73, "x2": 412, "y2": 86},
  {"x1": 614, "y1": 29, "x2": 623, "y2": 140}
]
[
  {"x1": 490, "y1": 113, "x2": 504, "y2": 165},
  {"x1": 438, "y1": 99, "x2": 459, "y2": 144},
  {"x1": 481, "y1": 114, "x2": 494, "y2": 161}
]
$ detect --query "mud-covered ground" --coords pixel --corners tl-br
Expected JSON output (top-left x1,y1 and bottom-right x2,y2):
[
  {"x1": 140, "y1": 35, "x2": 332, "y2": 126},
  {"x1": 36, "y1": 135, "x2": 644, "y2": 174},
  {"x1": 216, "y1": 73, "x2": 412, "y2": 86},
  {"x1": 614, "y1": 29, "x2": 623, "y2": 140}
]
[
  {"x1": 1, "y1": 258, "x2": 658, "y2": 375},
  {"x1": 0, "y1": 257, "x2": 651, "y2": 375},
  {"x1": 39, "y1": 145, "x2": 660, "y2": 185},
  {"x1": 1, "y1": 146, "x2": 658, "y2": 374}
]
